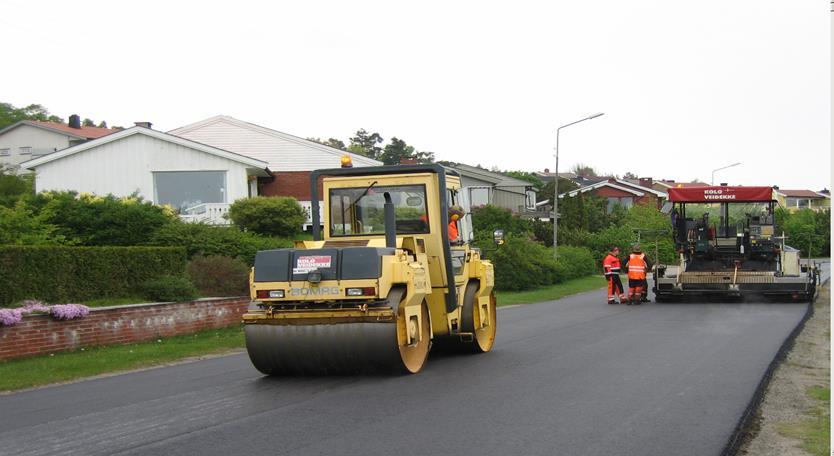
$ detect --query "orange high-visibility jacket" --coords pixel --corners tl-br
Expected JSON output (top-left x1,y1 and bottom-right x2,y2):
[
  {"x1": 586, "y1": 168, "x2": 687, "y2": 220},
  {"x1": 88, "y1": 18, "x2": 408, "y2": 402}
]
[
  {"x1": 603, "y1": 254, "x2": 621, "y2": 276},
  {"x1": 448, "y1": 221, "x2": 459, "y2": 241},
  {"x1": 627, "y1": 253, "x2": 647, "y2": 280}
]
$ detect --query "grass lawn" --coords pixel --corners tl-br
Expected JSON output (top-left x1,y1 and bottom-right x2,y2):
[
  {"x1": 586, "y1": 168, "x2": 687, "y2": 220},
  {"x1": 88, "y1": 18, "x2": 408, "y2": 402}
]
[
  {"x1": 496, "y1": 275, "x2": 606, "y2": 306},
  {"x1": 777, "y1": 385, "x2": 830, "y2": 456},
  {"x1": 0, "y1": 325, "x2": 245, "y2": 393}
]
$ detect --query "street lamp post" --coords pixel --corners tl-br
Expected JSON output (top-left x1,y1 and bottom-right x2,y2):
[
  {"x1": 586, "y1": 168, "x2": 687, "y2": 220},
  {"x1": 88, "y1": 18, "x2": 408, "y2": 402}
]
[
  {"x1": 553, "y1": 112, "x2": 605, "y2": 259},
  {"x1": 710, "y1": 162, "x2": 741, "y2": 185}
]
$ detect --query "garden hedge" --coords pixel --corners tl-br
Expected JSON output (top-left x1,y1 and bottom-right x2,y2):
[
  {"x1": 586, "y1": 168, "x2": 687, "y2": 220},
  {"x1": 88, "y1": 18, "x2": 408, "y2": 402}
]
[{"x1": 0, "y1": 246, "x2": 186, "y2": 305}]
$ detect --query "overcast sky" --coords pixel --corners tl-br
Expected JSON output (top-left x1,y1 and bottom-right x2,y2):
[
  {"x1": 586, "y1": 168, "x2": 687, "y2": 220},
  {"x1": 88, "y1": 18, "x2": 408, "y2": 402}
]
[{"x1": 2, "y1": 1, "x2": 830, "y2": 189}]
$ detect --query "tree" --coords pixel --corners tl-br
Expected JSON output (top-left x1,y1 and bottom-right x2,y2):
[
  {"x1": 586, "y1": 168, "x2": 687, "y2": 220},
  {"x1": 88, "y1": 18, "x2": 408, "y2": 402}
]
[
  {"x1": 82, "y1": 118, "x2": 95, "y2": 127},
  {"x1": 540, "y1": 177, "x2": 579, "y2": 206},
  {"x1": 0, "y1": 164, "x2": 34, "y2": 207},
  {"x1": 571, "y1": 163, "x2": 598, "y2": 178},
  {"x1": 504, "y1": 171, "x2": 545, "y2": 191},
  {"x1": 622, "y1": 171, "x2": 638, "y2": 179},
  {"x1": 307, "y1": 137, "x2": 347, "y2": 150},
  {"x1": 97, "y1": 120, "x2": 108, "y2": 128},
  {"x1": 348, "y1": 129, "x2": 384, "y2": 160},
  {"x1": 379, "y1": 137, "x2": 434, "y2": 165},
  {"x1": 0, "y1": 102, "x2": 54, "y2": 129}
]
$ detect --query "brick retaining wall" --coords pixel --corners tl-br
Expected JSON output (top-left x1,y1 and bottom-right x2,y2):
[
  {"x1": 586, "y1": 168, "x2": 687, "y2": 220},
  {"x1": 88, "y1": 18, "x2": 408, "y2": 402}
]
[{"x1": 0, "y1": 297, "x2": 250, "y2": 361}]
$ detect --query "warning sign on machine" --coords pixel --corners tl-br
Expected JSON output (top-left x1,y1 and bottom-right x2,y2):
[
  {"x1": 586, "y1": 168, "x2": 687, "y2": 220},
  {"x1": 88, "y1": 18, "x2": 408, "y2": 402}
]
[{"x1": 293, "y1": 255, "x2": 332, "y2": 274}]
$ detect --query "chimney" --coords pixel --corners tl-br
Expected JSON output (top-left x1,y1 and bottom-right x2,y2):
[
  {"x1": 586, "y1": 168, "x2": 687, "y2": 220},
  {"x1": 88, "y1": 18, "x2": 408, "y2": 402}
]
[
  {"x1": 639, "y1": 177, "x2": 653, "y2": 188},
  {"x1": 399, "y1": 158, "x2": 418, "y2": 165},
  {"x1": 134, "y1": 121, "x2": 153, "y2": 129},
  {"x1": 68, "y1": 114, "x2": 81, "y2": 129},
  {"x1": 720, "y1": 182, "x2": 728, "y2": 186},
  {"x1": 772, "y1": 185, "x2": 780, "y2": 190}
]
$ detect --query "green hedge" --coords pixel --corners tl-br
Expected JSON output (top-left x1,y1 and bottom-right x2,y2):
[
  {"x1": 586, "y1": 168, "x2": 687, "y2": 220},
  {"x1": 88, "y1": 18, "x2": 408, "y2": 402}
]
[
  {"x1": 149, "y1": 223, "x2": 293, "y2": 265},
  {"x1": 0, "y1": 246, "x2": 186, "y2": 305},
  {"x1": 486, "y1": 236, "x2": 597, "y2": 291}
]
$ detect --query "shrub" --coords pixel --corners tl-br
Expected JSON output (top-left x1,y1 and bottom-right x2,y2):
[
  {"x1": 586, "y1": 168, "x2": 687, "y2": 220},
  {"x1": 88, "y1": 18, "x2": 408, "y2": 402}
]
[
  {"x1": 25, "y1": 191, "x2": 176, "y2": 245},
  {"x1": 187, "y1": 255, "x2": 250, "y2": 297},
  {"x1": 141, "y1": 276, "x2": 198, "y2": 302},
  {"x1": 0, "y1": 246, "x2": 186, "y2": 305},
  {"x1": 0, "y1": 201, "x2": 71, "y2": 245},
  {"x1": 0, "y1": 165, "x2": 34, "y2": 207},
  {"x1": 471, "y1": 205, "x2": 531, "y2": 238},
  {"x1": 490, "y1": 235, "x2": 560, "y2": 291},
  {"x1": 777, "y1": 208, "x2": 831, "y2": 257},
  {"x1": 149, "y1": 222, "x2": 293, "y2": 264},
  {"x1": 228, "y1": 196, "x2": 308, "y2": 237},
  {"x1": 555, "y1": 245, "x2": 597, "y2": 279}
]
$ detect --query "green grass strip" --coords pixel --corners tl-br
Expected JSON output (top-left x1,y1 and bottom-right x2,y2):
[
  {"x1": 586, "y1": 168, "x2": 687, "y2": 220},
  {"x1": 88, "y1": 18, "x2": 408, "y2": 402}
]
[
  {"x1": 0, "y1": 325, "x2": 244, "y2": 393},
  {"x1": 777, "y1": 385, "x2": 830, "y2": 456},
  {"x1": 496, "y1": 275, "x2": 606, "y2": 306}
]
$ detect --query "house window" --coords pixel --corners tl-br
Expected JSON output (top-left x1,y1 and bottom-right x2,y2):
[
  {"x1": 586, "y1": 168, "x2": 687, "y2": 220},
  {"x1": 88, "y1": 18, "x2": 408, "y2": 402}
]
[
  {"x1": 19, "y1": 147, "x2": 32, "y2": 155},
  {"x1": 153, "y1": 171, "x2": 227, "y2": 212},
  {"x1": 797, "y1": 198, "x2": 810, "y2": 209},
  {"x1": 0, "y1": 148, "x2": 9, "y2": 156},
  {"x1": 607, "y1": 197, "x2": 633, "y2": 213},
  {"x1": 469, "y1": 187, "x2": 490, "y2": 207},
  {"x1": 525, "y1": 190, "x2": 536, "y2": 210},
  {"x1": 786, "y1": 197, "x2": 798, "y2": 208}
]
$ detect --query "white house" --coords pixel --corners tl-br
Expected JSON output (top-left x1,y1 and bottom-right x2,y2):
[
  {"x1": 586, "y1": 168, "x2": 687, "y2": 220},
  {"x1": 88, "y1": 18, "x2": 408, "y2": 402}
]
[
  {"x1": 169, "y1": 115, "x2": 382, "y2": 225},
  {"x1": 22, "y1": 127, "x2": 271, "y2": 224},
  {"x1": 0, "y1": 115, "x2": 118, "y2": 170}
]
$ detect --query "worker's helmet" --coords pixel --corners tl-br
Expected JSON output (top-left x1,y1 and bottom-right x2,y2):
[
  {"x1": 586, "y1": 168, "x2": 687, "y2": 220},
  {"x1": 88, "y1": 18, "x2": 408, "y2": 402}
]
[
  {"x1": 448, "y1": 205, "x2": 465, "y2": 221},
  {"x1": 632, "y1": 244, "x2": 642, "y2": 253}
]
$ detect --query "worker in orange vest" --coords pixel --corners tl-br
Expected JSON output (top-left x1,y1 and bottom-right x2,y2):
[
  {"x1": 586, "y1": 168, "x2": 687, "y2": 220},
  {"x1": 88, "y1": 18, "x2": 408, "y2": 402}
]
[
  {"x1": 447, "y1": 205, "x2": 465, "y2": 242},
  {"x1": 603, "y1": 246, "x2": 626, "y2": 304},
  {"x1": 626, "y1": 244, "x2": 648, "y2": 305}
]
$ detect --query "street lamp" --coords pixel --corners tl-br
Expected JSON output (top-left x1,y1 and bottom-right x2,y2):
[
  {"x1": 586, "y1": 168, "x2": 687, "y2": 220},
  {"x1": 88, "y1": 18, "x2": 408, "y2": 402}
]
[
  {"x1": 553, "y1": 112, "x2": 605, "y2": 259},
  {"x1": 711, "y1": 162, "x2": 741, "y2": 185}
]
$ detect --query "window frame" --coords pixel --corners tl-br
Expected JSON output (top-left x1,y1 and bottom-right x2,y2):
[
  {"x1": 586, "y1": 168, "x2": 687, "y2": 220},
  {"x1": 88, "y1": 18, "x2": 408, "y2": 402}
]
[
  {"x1": 151, "y1": 170, "x2": 228, "y2": 212},
  {"x1": 328, "y1": 183, "x2": 430, "y2": 237}
]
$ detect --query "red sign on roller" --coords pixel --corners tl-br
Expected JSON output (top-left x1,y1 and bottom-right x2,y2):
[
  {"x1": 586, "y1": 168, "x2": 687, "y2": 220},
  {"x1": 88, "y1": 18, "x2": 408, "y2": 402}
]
[
  {"x1": 293, "y1": 255, "x2": 332, "y2": 274},
  {"x1": 668, "y1": 186, "x2": 774, "y2": 203}
]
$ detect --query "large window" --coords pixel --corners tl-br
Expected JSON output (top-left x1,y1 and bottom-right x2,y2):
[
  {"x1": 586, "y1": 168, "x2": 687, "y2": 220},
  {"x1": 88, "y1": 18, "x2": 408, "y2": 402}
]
[
  {"x1": 607, "y1": 197, "x2": 633, "y2": 213},
  {"x1": 329, "y1": 184, "x2": 429, "y2": 236},
  {"x1": 153, "y1": 171, "x2": 227, "y2": 212}
]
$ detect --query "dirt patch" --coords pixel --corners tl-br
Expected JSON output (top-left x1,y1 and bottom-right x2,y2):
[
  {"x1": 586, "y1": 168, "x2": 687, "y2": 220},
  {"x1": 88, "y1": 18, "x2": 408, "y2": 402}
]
[{"x1": 738, "y1": 284, "x2": 830, "y2": 456}]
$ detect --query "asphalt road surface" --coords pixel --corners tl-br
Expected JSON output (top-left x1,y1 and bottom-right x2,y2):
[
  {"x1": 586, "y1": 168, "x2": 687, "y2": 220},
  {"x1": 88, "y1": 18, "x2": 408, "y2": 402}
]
[{"x1": 0, "y1": 276, "x2": 822, "y2": 456}]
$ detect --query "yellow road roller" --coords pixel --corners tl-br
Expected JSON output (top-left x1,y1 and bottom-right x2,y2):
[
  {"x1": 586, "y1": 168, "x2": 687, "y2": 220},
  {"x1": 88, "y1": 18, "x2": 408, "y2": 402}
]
[{"x1": 242, "y1": 163, "x2": 497, "y2": 374}]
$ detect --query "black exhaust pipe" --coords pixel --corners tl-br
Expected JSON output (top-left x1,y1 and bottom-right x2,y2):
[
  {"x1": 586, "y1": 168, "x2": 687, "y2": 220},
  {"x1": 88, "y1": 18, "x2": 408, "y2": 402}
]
[{"x1": 383, "y1": 192, "x2": 396, "y2": 248}]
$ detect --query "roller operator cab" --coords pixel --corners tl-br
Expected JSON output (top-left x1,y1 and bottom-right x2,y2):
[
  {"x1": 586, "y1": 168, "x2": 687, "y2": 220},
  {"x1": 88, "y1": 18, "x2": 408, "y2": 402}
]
[
  {"x1": 242, "y1": 164, "x2": 497, "y2": 374},
  {"x1": 653, "y1": 186, "x2": 818, "y2": 302}
]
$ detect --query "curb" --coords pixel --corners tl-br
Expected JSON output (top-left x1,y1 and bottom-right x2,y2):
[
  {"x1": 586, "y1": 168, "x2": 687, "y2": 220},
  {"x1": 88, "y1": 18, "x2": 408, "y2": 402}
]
[{"x1": 720, "y1": 277, "x2": 828, "y2": 456}]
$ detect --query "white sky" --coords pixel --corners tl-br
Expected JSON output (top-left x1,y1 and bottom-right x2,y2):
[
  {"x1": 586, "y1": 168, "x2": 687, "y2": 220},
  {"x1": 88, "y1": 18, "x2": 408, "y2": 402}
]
[{"x1": 1, "y1": 1, "x2": 830, "y2": 189}]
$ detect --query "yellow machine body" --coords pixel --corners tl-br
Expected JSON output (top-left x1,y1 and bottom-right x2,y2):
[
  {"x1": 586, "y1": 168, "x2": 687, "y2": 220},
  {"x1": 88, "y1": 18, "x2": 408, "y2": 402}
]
[{"x1": 242, "y1": 165, "x2": 496, "y2": 374}]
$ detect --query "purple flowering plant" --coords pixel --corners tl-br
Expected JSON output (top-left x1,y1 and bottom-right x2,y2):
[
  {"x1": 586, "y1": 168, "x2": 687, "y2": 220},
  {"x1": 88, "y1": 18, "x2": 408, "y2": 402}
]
[{"x1": 0, "y1": 300, "x2": 91, "y2": 327}]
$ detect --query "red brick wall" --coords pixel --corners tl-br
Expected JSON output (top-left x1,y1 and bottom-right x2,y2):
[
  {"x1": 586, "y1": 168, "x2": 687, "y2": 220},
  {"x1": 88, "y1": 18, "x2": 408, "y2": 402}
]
[
  {"x1": 593, "y1": 187, "x2": 634, "y2": 198},
  {"x1": 260, "y1": 172, "x2": 322, "y2": 200},
  {"x1": 0, "y1": 297, "x2": 249, "y2": 361}
]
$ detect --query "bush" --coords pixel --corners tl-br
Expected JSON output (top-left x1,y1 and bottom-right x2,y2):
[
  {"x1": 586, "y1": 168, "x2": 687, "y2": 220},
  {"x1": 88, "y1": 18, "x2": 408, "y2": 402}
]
[
  {"x1": 0, "y1": 246, "x2": 186, "y2": 305},
  {"x1": 187, "y1": 255, "x2": 250, "y2": 297},
  {"x1": 486, "y1": 236, "x2": 596, "y2": 291},
  {"x1": 141, "y1": 276, "x2": 197, "y2": 302},
  {"x1": 149, "y1": 222, "x2": 293, "y2": 264},
  {"x1": 0, "y1": 201, "x2": 71, "y2": 245},
  {"x1": 471, "y1": 205, "x2": 531, "y2": 238},
  {"x1": 776, "y1": 208, "x2": 831, "y2": 258},
  {"x1": 228, "y1": 196, "x2": 308, "y2": 237},
  {"x1": 555, "y1": 245, "x2": 597, "y2": 280},
  {"x1": 24, "y1": 191, "x2": 176, "y2": 245},
  {"x1": 0, "y1": 165, "x2": 34, "y2": 207}
]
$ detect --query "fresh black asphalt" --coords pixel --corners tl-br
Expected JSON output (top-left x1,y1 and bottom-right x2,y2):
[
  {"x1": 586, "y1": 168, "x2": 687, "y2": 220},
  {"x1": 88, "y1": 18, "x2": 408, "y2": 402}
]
[{"x1": 0, "y1": 271, "x2": 823, "y2": 456}]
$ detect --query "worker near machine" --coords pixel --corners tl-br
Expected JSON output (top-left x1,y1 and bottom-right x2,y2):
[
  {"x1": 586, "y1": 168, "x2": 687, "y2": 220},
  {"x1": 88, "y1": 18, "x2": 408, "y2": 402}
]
[
  {"x1": 603, "y1": 246, "x2": 626, "y2": 304},
  {"x1": 447, "y1": 205, "x2": 465, "y2": 242},
  {"x1": 626, "y1": 244, "x2": 648, "y2": 305}
]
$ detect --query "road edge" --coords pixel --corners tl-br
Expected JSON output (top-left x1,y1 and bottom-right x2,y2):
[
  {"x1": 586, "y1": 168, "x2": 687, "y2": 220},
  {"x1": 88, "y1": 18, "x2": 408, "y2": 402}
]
[{"x1": 720, "y1": 279, "x2": 827, "y2": 456}]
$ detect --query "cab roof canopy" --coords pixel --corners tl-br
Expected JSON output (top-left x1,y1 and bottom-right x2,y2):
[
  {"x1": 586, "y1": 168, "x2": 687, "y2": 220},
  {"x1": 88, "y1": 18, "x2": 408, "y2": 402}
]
[{"x1": 668, "y1": 186, "x2": 774, "y2": 203}]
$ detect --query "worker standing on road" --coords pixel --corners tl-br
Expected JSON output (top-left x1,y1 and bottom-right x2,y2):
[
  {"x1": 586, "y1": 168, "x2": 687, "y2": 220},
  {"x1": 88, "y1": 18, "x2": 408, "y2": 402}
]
[
  {"x1": 626, "y1": 244, "x2": 648, "y2": 305},
  {"x1": 603, "y1": 246, "x2": 626, "y2": 304}
]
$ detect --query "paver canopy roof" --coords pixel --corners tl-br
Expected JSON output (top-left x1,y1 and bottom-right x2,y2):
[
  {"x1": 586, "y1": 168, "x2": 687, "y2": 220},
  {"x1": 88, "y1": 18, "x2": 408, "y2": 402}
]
[{"x1": 668, "y1": 186, "x2": 774, "y2": 202}]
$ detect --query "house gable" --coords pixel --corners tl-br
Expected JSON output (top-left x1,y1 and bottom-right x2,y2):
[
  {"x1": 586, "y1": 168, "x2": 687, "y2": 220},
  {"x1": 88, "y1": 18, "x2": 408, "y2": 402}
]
[{"x1": 169, "y1": 115, "x2": 382, "y2": 172}]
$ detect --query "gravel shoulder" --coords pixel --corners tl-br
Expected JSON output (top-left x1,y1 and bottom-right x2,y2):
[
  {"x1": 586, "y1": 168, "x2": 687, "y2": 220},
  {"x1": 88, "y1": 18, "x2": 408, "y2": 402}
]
[{"x1": 739, "y1": 283, "x2": 830, "y2": 456}]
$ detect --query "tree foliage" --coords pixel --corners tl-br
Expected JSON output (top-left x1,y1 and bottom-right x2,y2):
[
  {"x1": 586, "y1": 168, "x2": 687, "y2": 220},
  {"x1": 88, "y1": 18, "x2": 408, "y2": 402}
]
[
  {"x1": 379, "y1": 137, "x2": 434, "y2": 165},
  {"x1": 0, "y1": 165, "x2": 34, "y2": 207},
  {"x1": 348, "y1": 129, "x2": 384, "y2": 160},
  {"x1": 775, "y1": 208, "x2": 830, "y2": 257},
  {"x1": 227, "y1": 196, "x2": 308, "y2": 237},
  {"x1": 571, "y1": 163, "x2": 598, "y2": 178},
  {"x1": 307, "y1": 137, "x2": 346, "y2": 150},
  {"x1": 504, "y1": 171, "x2": 545, "y2": 191},
  {"x1": 0, "y1": 102, "x2": 55, "y2": 129}
]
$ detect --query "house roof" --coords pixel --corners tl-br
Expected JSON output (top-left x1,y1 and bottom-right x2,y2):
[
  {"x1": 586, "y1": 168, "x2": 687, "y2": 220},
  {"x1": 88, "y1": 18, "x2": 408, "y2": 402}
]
[
  {"x1": 168, "y1": 115, "x2": 381, "y2": 171},
  {"x1": 776, "y1": 189, "x2": 830, "y2": 198},
  {"x1": 610, "y1": 178, "x2": 668, "y2": 198},
  {"x1": 21, "y1": 126, "x2": 271, "y2": 173},
  {"x1": 444, "y1": 162, "x2": 534, "y2": 188},
  {"x1": 560, "y1": 180, "x2": 645, "y2": 198},
  {"x1": 0, "y1": 120, "x2": 119, "y2": 140}
]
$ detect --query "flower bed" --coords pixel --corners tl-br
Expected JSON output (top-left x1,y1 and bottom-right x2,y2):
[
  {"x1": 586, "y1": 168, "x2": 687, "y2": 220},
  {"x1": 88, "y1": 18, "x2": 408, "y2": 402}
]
[{"x1": 0, "y1": 301, "x2": 90, "y2": 327}]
